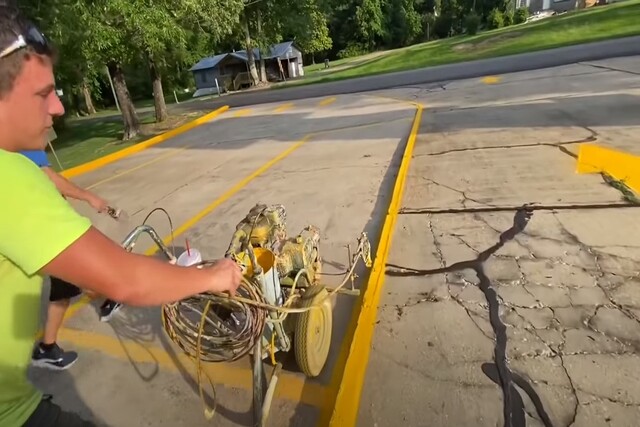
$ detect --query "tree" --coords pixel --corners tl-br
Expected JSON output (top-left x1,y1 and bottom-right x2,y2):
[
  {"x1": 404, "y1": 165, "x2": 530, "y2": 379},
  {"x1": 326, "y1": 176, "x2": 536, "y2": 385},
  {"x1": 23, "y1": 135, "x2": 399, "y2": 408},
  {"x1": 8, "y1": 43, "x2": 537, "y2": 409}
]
[{"x1": 283, "y1": 0, "x2": 333, "y2": 62}]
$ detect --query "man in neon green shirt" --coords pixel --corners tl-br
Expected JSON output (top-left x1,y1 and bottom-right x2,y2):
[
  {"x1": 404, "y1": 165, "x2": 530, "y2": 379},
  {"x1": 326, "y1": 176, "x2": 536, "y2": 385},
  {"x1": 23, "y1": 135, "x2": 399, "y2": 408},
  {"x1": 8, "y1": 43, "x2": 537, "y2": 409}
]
[{"x1": 0, "y1": 7, "x2": 242, "y2": 427}]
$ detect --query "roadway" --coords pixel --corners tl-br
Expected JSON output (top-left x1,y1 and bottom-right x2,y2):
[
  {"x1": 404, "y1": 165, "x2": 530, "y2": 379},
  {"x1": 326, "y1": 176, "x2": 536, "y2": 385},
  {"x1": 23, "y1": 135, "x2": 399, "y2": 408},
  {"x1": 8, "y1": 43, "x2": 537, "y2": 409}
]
[{"x1": 175, "y1": 35, "x2": 640, "y2": 111}]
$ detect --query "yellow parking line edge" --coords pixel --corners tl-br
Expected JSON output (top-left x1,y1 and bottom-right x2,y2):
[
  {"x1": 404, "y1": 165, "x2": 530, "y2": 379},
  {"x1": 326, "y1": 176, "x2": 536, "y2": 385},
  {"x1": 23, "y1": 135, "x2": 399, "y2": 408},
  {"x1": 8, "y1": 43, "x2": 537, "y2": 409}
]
[
  {"x1": 60, "y1": 105, "x2": 230, "y2": 179},
  {"x1": 322, "y1": 102, "x2": 424, "y2": 427}
]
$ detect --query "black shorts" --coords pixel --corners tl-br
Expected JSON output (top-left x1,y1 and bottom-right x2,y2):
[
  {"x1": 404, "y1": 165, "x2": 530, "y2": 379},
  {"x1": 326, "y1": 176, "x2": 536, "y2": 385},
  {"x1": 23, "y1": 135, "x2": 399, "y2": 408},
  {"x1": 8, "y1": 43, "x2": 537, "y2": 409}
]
[
  {"x1": 49, "y1": 277, "x2": 82, "y2": 302},
  {"x1": 22, "y1": 395, "x2": 96, "y2": 427}
]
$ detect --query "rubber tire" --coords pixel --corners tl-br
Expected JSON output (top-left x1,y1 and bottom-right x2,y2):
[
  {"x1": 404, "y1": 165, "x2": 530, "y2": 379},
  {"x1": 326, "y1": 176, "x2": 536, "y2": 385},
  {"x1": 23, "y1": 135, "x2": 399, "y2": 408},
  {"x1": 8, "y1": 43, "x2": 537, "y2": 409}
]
[{"x1": 294, "y1": 285, "x2": 332, "y2": 378}]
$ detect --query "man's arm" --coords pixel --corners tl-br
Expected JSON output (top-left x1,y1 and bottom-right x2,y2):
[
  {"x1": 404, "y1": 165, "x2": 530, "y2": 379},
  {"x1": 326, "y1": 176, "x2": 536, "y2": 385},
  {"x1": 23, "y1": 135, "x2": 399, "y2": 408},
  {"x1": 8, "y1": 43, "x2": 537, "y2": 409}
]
[
  {"x1": 42, "y1": 226, "x2": 242, "y2": 306},
  {"x1": 42, "y1": 166, "x2": 108, "y2": 212},
  {"x1": 1, "y1": 151, "x2": 241, "y2": 306}
]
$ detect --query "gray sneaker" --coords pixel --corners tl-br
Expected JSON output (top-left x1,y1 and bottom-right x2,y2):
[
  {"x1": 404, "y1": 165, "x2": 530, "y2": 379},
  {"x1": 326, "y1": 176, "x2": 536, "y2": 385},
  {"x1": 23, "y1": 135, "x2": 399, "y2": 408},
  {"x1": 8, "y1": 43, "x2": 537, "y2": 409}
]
[{"x1": 32, "y1": 343, "x2": 78, "y2": 371}]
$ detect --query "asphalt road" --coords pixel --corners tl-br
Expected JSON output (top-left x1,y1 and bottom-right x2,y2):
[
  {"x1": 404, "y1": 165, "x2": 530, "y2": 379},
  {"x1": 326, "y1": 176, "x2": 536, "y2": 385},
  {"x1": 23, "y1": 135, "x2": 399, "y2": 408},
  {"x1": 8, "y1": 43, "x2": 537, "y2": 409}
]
[{"x1": 177, "y1": 35, "x2": 640, "y2": 112}]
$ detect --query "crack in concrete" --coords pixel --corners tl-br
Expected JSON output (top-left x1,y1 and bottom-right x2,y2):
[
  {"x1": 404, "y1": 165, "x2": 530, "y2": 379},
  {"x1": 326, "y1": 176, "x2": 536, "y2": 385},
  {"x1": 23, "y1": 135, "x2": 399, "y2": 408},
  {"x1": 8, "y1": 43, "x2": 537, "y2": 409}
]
[
  {"x1": 387, "y1": 208, "x2": 555, "y2": 427},
  {"x1": 394, "y1": 291, "x2": 441, "y2": 319},
  {"x1": 422, "y1": 178, "x2": 496, "y2": 209},
  {"x1": 578, "y1": 61, "x2": 640, "y2": 76},
  {"x1": 416, "y1": 136, "x2": 594, "y2": 158},
  {"x1": 553, "y1": 213, "x2": 640, "y2": 327}
]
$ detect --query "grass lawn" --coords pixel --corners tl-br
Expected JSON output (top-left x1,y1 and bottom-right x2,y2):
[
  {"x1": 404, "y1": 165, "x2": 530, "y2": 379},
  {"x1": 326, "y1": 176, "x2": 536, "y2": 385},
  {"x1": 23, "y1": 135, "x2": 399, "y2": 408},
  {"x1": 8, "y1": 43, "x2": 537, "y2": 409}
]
[
  {"x1": 48, "y1": 110, "x2": 207, "y2": 171},
  {"x1": 283, "y1": 0, "x2": 640, "y2": 87}
]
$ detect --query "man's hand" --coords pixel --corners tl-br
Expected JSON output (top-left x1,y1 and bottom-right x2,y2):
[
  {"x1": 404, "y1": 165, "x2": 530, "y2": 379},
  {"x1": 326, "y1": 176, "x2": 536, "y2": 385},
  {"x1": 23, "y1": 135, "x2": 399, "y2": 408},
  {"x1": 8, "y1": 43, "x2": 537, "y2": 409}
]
[
  {"x1": 87, "y1": 194, "x2": 109, "y2": 213},
  {"x1": 205, "y1": 258, "x2": 243, "y2": 294}
]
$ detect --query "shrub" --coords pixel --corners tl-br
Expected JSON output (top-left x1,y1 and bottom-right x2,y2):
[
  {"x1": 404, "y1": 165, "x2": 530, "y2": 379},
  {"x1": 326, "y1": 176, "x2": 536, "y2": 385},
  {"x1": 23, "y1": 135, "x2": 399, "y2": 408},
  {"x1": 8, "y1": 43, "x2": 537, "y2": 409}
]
[
  {"x1": 514, "y1": 8, "x2": 529, "y2": 24},
  {"x1": 464, "y1": 12, "x2": 481, "y2": 35},
  {"x1": 487, "y1": 8, "x2": 504, "y2": 29},
  {"x1": 504, "y1": 11, "x2": 514, "y2": 26}
]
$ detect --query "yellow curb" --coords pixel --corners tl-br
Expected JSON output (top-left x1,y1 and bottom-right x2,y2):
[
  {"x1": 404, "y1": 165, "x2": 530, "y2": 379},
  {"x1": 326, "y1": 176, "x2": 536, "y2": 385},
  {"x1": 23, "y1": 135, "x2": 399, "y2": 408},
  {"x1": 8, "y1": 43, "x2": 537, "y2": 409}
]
[
  {"x1": 322, "y1": 101, "x2": 424, "y2": 427},
  {"x1": 577, "y1": 143, "x2": 640, "y2": 193},
  {"x1": 60, "y1": 105, "x2": 230, "y2": 179}
]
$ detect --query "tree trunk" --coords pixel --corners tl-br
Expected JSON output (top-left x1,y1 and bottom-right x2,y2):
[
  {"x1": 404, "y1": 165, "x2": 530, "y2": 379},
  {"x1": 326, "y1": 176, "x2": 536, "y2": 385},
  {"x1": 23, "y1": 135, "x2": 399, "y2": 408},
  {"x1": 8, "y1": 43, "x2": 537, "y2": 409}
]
[
  {"x1": 81, "y1": 79, "x2": 96, "y2": 115},
  {"x1": 256, "y1": 10, "x2": 267, "y2": 84},
  {"x1": 242, "y1": 12, "x2": 260, "y2": 86},
  {"x1": 71, "y1": 88, "x2": 83, "y2": 117},
  {"x1": 107, "y1": 62, "x2": 140, "y2": 141},
  {"x1": 148, "y1": 57, "x2": 168, "y2": 123}
]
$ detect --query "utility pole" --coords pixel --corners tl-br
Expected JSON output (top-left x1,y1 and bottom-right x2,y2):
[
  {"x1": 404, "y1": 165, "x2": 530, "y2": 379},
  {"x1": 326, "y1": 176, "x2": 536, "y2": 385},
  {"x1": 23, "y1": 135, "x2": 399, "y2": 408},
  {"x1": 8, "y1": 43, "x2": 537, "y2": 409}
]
[{"x1": 105, "y1": 65, "x2": 121, "y2": 112}]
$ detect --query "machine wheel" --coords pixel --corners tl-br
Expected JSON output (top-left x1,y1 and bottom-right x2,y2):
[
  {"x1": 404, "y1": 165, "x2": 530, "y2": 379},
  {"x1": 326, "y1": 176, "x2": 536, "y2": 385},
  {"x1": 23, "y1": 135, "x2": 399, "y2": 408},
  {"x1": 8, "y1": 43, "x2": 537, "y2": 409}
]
[{"x1": 294, "y1": 284, "x2": 332, "y2": 378}]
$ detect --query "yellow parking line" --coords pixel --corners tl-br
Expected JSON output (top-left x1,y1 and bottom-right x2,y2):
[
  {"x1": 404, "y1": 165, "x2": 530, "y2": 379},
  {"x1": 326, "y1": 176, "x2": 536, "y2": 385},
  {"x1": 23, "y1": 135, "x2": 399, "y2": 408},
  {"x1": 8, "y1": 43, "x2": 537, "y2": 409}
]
[
  {"x1": 273, "y1": 103, "x2": 294, "y2": 113},
  {"x1": 318, "y1": 97, "x2": 336, "y2": 107},
  {"x1": 232, "y1": 108, "x2": 252, "y2": 118},
  {"x1": 57, "y1": 327, "x2": 328, "y2": 408},
  {"x1": 481, "y1": 75, "x2": 501, "y2": 84},
  {"x1": 321, "y1": 101, "x2": 424, "y2": 427}
]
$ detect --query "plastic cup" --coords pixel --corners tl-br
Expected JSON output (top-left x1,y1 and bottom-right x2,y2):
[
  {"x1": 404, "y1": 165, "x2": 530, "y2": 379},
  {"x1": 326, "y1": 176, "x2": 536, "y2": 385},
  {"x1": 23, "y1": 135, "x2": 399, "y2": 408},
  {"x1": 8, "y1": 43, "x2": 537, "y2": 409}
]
[{"x1": 177, "y1": 248, "x2": 202, "y2": 267}]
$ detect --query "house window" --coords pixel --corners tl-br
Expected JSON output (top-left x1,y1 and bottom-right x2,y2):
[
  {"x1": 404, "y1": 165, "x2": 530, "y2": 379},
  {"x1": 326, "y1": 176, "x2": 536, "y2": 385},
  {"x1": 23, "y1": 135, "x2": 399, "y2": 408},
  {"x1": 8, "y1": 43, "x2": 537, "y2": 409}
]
[
  {"x1": 201, "y1": 72, "x2": 208, "y2": 83},
  {"x1": 517, "y1": 0, "x2": 528, "y2": 7}
]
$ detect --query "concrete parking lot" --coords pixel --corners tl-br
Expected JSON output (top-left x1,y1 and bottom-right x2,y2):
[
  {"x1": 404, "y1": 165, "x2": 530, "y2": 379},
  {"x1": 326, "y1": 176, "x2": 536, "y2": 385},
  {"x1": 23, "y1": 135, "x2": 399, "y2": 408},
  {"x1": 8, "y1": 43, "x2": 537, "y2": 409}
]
[
  {"x1": 29, "y1": 56, "x2": 640, "y2": 427},
  {"x1": 359, "y1": 57, "x2": 640, "y2": 427},
  {"x1": 30, "y1": 94, "x2": 419, "y2": 427}
]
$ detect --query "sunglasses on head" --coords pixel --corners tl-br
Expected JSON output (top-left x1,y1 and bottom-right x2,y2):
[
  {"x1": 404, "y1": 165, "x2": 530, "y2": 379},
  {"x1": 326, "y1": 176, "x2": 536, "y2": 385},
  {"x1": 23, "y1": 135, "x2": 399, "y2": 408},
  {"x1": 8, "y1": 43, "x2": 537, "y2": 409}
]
[{"x1": 0, "y1": 23, "x2": 51, "y2": 59}]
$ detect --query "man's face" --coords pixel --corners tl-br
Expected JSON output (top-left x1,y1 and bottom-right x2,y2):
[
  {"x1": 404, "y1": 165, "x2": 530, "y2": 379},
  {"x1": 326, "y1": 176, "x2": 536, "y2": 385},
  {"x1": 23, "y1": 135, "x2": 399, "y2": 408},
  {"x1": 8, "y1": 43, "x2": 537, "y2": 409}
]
[{"x1": 0, "y1": 54, "x2": 65, "y2": 152}]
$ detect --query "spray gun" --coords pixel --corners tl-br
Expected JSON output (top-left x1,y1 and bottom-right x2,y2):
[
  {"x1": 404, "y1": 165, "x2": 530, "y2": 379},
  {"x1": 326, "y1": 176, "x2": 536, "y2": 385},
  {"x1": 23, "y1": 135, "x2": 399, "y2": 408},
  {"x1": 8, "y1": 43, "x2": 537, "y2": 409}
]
[{"x1": 106, "y1": 206, "x2": 128, "y2": 221}]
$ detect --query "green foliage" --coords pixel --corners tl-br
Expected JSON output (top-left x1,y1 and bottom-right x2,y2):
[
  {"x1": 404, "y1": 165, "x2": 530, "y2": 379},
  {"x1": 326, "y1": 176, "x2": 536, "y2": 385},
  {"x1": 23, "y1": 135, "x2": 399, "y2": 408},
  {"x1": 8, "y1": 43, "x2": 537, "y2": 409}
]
[
  {"x1": 464, "y1": 12, "x2": 481, "y2": 35},
  {"x1": 355, "y1": 0, "x2": 386, "y2": 49},
  {"x1": 504, "y1": 10, "x2": 514, "y2": 26},
  {"x1": 514, "y1": 7, "x2": 529, "y2": 24},
  {"x1": 487, "y1": 8, "x2": 505, "y2": 29},
  {"x1": 384, "y1": 0, "x2": 423, "y2": 47}
]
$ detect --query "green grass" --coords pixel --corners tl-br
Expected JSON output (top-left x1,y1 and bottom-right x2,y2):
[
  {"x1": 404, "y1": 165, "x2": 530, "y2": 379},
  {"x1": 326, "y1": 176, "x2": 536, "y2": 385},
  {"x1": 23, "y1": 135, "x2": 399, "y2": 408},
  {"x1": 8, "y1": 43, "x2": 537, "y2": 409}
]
[{"x1": 285, "y1": 0, "x2": 640, "y2": 87}]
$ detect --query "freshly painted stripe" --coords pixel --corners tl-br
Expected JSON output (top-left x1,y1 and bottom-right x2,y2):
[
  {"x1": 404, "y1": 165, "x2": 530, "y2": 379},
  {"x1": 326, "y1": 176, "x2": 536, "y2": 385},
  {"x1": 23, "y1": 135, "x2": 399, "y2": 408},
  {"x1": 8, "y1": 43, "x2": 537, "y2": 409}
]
[
  {"x1": 577, "y1": 143, "x2": 640, "y2": 193},
  {"x1": 323, "y1": 102, "x2": 424, "y2": 427}
]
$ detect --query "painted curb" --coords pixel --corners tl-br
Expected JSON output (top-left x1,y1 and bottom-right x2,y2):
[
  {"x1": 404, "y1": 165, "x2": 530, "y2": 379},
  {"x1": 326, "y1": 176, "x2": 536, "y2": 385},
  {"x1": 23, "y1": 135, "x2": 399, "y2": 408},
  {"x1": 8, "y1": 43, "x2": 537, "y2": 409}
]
[
  {"x1": 60, "y1": 105, "x2": 230, "y2": 179},
  {"x1": 577, "y1": 143, "x2": 640, "y2": 193},
  {"x1": 323, "y1": 102, "x2": 424, "y2": 427}
]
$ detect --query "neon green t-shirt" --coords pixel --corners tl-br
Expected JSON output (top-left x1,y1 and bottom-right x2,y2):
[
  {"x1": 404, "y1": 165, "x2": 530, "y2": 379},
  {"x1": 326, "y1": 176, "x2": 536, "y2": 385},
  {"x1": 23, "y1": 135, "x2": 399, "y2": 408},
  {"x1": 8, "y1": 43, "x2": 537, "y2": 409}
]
[{"x1": 0, "y1": 149, "x2": 92, "y2": 427}]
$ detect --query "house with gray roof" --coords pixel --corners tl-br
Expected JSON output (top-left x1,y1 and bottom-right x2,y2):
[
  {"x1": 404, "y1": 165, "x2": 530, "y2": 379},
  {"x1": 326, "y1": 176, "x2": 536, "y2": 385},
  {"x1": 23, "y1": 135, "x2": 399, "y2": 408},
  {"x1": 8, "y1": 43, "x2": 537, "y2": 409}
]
[{"x1": 190, "y1": 41, "x2": 304, "y2": 96}]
